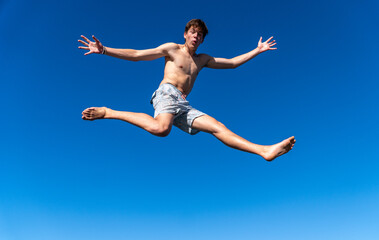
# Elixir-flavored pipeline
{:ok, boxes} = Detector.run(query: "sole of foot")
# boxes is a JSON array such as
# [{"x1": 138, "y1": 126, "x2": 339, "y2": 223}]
[
  {"x1": 82, "y1": 107, "x2": 107, "y2": 120},
  {"x1": 264, "y1": 136, "x2": 296, "y2": 161}
]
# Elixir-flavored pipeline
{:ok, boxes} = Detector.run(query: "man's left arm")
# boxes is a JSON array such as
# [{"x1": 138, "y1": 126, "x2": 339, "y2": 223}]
[{"x1": 205, "y1": 37, "x2": 277, "y2": 69}]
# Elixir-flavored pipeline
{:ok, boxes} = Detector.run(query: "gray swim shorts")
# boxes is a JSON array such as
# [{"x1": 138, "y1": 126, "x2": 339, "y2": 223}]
[{"x1": 150, "y1": 83, "x2": 206, "y2": 135}]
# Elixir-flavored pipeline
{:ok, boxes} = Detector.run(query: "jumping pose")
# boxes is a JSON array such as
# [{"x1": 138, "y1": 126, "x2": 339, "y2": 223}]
[{"x1": 79, "y1": 19, "x2": 295, "y2": 161}]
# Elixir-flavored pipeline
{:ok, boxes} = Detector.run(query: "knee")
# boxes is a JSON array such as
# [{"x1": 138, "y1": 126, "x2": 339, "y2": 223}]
[
  {"x1": 211, "y1": 121, "x2": 228, "y2": 134},
  {"x1": 156, "y1": 129, "x2": 171, "y2": 137},
  {"x1": 149, "y1": 125, "x2": 171, "y2": 137}
]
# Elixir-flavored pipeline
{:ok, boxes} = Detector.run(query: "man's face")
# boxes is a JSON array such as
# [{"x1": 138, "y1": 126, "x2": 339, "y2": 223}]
[{"x1": 184, "y1": 26, "x2": 204, "y2": 49}]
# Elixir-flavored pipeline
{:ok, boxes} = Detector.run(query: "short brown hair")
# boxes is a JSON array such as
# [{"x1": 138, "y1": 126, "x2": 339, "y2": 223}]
[{"x1": 184, "y1": 19, "x2": 208, "y2": 39}]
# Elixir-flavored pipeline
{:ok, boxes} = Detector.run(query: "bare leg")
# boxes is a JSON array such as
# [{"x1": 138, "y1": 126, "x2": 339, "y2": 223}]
[
  {"x1": 82, "y1": 107, "x2": 174, "y2": 137},
  {"x1": 192, "y1": 115, "x2": 296, "y2": 161}
]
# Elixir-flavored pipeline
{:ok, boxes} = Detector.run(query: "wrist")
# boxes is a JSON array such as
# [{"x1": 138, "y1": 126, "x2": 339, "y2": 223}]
[
  {"x1": 256, "y1": 47, "x2": 263, "y2": 54},
  {"x1": 101, "y1": 46, "x2": 107, "y2": 55},
  {"x1": 252, "y1": 47, "x2": 262, "y2": 55}
]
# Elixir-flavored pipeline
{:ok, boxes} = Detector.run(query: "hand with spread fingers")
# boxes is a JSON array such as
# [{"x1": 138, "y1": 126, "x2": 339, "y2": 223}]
[
  {"x1": 78, "y1": 35, "x2": 105, "y2": 55},
  {"x1": 257, "y1": 36, "x2": 277, "y2": 53}
]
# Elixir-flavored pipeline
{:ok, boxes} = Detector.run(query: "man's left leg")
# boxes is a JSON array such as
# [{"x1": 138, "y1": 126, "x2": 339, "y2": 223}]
[{"x1": 191, "y1": 115, "x2": 295, "y2": 161}]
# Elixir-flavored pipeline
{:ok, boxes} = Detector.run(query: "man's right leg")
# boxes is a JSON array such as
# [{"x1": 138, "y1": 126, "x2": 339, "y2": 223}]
[{"x1": 82, "y1": 107, "x2": 174, "y2": 137}]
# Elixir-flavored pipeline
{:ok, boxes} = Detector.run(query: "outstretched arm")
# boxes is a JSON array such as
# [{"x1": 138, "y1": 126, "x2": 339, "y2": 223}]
[
  {"x1": 78, "y1": 35, "x2": 177, "y2": 61},
  {"x1": 205, "y1": 36, "x2": 277, "y2": 69}
]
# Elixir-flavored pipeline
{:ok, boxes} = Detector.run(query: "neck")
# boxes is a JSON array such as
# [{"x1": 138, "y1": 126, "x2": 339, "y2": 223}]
[{"x1": 183, "y1": 43, "x2": 197, "y2": 56}]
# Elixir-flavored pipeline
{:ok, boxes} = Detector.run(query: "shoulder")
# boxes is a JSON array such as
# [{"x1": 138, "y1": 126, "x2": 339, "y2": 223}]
[
  {"x1": 157, "y1": 42, "x2": 180, "y2": 51},
  {"x1": 197, "y1": 53, "x2": 211, "y2": 58},
  {"x1": 196, "y1": 53, "x2": 213, "y2": 63}
]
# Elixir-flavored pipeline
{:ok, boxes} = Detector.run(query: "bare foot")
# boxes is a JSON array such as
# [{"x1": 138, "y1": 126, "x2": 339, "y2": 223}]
[
  {"x1": 82, "y1": 107, "x2": 108, "y2": 120},
  {"x1": 263, "y1": 136, "x2": 296, "y2": 161}
]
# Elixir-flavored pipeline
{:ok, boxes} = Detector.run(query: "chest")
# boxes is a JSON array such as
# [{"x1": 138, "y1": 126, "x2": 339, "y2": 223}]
[{"x1": 171, "y1": 51, "x2": 204, "y2": 75}]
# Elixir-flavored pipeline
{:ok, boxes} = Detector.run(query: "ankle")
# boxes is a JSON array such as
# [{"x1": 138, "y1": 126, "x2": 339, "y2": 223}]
[{"x1": 260, "y1": 145, "x2": 273, "y2": 161}]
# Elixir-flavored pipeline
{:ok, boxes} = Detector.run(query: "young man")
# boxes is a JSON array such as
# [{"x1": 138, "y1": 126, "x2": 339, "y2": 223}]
[{"x1": 79, "y1": 19, "x2": 295, "y2": 161}]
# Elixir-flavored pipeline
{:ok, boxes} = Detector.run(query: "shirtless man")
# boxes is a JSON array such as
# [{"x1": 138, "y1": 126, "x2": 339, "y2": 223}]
[{"x1": 79, "y1": 19, "x2": 295, "y2": 161}]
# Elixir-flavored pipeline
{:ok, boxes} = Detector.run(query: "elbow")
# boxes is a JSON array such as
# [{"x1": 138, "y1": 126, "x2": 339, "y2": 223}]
[
  {"x1": 127, "y1": 50, "x2": 140, "y2": 61},
  {"x1": 231, "y1": 61, "x2": 239, "y2": 69},
  {"x1": 123, "y1": 57, "x2": 139, "y2": 62},
  {"x1": 230, "y1": 59, "x2": 240, "y2": 69}
]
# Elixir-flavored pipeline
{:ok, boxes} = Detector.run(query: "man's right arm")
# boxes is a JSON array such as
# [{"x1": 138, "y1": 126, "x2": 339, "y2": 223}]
[
  {"x1": 78, "y1": 35, "x2": 177, "y2": 61},
  {"x1": 104, "y1": 42, "x2": 177, "y2": 61}
]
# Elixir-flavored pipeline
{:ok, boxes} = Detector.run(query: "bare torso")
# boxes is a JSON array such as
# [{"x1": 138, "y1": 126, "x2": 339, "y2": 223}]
[{"x1": 159, "y1": 44, "x2": 208, "y2": 96}]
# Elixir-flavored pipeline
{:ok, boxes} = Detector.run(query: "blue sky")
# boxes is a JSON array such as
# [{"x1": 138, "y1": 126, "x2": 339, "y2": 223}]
[{"x1": 1, "y1": 0, "x2": 378, "y2": 239}]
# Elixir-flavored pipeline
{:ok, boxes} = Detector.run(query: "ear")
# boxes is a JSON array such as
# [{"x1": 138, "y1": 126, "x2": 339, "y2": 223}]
[{"x1": 184, "y1": 31, "x2": 187, "y2": 39}]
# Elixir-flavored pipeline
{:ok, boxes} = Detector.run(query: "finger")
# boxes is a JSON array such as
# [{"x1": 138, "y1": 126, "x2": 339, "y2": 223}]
[
  {"x1": 265, "y1": 36, "x2": 274, "y2": 43},
  {"x1": 270, "y1": 42, "x2": 277, "y2": 46},
  {"x1": 92, "y1": 35, "x2": 100, "y2": 43},
  {"x1": 84, "y1": 51, "x2": 93, "y2": 56},
  {"x1": 259, "y1": 36, "x2": 262, "y2": 43},
  {"x1": 78, "y1": 46, "x2": 90, "y2": 50},
  {"x1": 78, "y1": 40, "x2": 89, "y2": 46},
  {"x1": 269, "y1": 47, "x2": 277, "y2": 50},
  {"x1": 81, "y1": 35, "x2": 91, "y2": 43}
]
